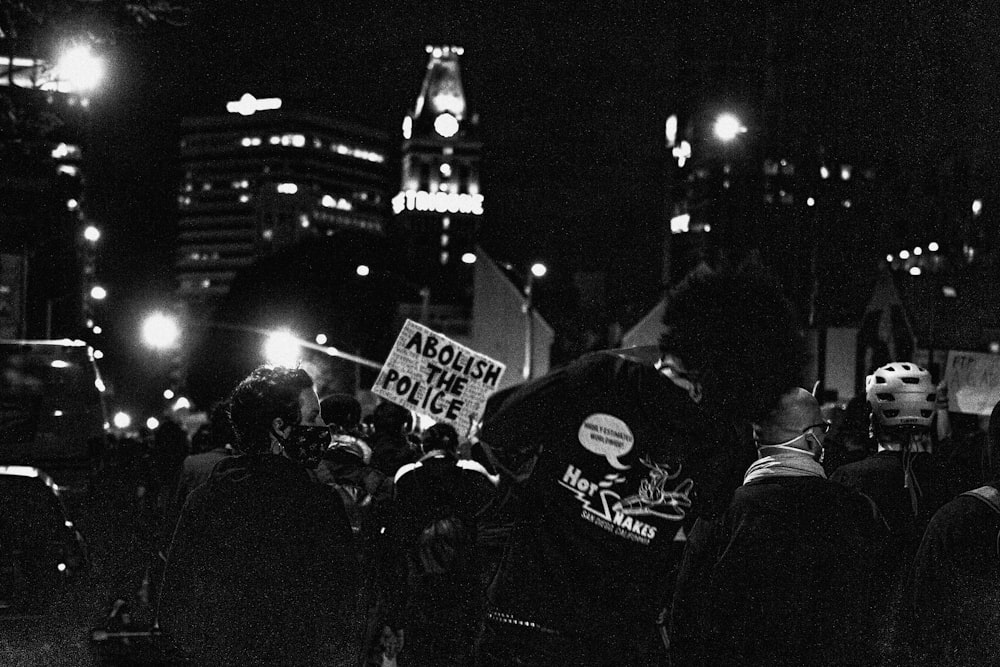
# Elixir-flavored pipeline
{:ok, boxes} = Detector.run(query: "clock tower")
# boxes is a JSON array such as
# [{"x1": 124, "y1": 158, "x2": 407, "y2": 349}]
[{"x1": 394, "y1": 45, "x2": 482, "y2": 313}]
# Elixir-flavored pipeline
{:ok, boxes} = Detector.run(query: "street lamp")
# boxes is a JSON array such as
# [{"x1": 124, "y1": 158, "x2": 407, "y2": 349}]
[
  {"x1": 713, "y1": 113, "x2": 747, "y2": 143},
  {"x1": 54, "y1": 44, "x2": 105, "y2": 93},
  {"x1": 501, "y1": 261, "x2": 548, "y2": 381},
  {"x1": 142, "y1": 311, "x2": 181, "y2": 350},
  {"x1": 89, "y1": 285, "x2": 107, "y2": 300},
  {"x1": 83, "y1": 225, "x2": 101, "y2": 243},
  {"x1": 264, "y1": 329, "x2": 302, "y2": 367}
]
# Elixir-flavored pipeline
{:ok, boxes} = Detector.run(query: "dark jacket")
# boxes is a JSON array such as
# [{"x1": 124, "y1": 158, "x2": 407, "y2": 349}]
[
  {"x1": 157, "y1": 454, "x2": 359, "y2": 666},
  {"x1": 478, "y1": 351, "x2": 742, "y2": 665},
  {"x1": 670, "y1": 475, "x2": 885, "y2": 666},
  {"x1": 906, "y1": 484, "x2": 1000, "y2": 665}
]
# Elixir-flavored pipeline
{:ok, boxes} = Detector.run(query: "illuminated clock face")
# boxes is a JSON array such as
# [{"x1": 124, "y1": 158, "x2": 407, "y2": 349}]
[{"x1": 434, "y1": 113, "x2": 459, "y2": 138}]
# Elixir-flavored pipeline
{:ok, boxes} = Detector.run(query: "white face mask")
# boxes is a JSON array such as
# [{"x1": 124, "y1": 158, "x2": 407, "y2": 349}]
[{"x1": 757, "y1": 431, "x2": 825, "y2": 464}]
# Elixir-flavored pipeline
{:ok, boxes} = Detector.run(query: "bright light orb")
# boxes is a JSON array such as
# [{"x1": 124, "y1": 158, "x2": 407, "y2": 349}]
[
  {"x1": 142, "y1": 312, "x2": 180, "y2": 350},
  {"x1": 84, "y1": 225, "x2": 101, "y2": 242},
  {"x1": 356, "y1": 264, "x2": 370, "y2": 277},
  {"x1": 434, "y1": 113, "x2": 459, "y2": 138},
  {"x1": 461, "y1": 252, "x2": 477, "y2": 265},
  {"x1": 112, "y1": 411, "x2": 132, "y2": 429},
  {"x1": 163, "y1": 389, "x2": 175, "y2": 400},
  {"x1": 89, "y1": 285, "x2": 107, "y2": 300},
  {"x1": 899, "y1": 250, "x2": 911, "y2": 260},
  {"x1": 56, "y1": 44, "x2": 105, "y2": 92},
  {"x1": 913, "y1": 247, "x2": 923, "y2": 256},
  {"x1": 146, "y1": 417, "x2": 160, "y2": 430},
  {"x1": 530, "y1": 263, "x2": 548, "y2": 278},
  {"x1": 264, "y1": 330, "x2": 301, "y2": 367},
  {"x1": 928, "y1": 242, "x2": 940, "y2": 252},
  {"x1": 713, "y1": 113, "x2": 746, "y2": 142},
  {"x1": 315, "y1": 333, "x2": 328, "y2": 345}
]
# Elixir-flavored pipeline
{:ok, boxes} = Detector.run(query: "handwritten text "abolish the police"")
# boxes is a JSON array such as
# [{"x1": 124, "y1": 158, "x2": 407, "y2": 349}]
[{"x1": 378, "y1": 330, "x2": 503, "y2": 420}]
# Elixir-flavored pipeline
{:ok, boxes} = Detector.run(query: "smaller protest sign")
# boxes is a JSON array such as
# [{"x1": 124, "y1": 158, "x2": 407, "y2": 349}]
[
  {"x1": 372, "y1": 320, "x2": 506, "y2": 434},
  {"x1": 944, "y1": 351, "x2": 1000, "y2": 415}
]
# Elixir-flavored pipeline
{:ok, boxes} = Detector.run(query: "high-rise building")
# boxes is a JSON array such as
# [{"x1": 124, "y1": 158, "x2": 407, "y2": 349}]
[
  {"x1": 394, "y1": 45, "x2": 483, "y2": 319},
  {"x1": 176, "y1": 96, "x2": 394, "y2": 318}
]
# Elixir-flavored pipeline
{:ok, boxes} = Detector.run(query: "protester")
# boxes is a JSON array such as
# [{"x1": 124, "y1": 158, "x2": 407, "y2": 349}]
[
  {"x1": 173, "y1": 401, "x2": 233, "y2": 507},
  {"x1": 670, "y1": 387, "x2": 885, "y2": 665},
  {"x1": 934, "y1": 380, "x2": 992, "y2": 493},
  {"x1": 383, "y1": 422, "x2": 496, "y2": 665},
  {"x1": 474, "y1": 260, "x2": 807, "y2": 666},
  {"x1": 369, "y1": 401, "x2": 418, "y2": 478},
  {"x1": 831, "y1": 363, "x2": 955, "y2": 557},
  {"x1": 904, "y1": 399, "x2": 1000, "y2": 665},
  {"x1": 157, "y1": 366, "x2": 360, "y2": 666}
]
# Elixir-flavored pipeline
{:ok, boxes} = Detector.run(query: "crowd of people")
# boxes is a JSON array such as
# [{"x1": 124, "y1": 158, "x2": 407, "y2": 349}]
[{"x1": 95, "y1": 260, "x2": 1000, "y2": 666}]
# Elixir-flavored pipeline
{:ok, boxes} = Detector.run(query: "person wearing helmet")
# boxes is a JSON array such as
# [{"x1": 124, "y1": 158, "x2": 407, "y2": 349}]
[{"x1": 831, "y1": 362, "x2": 954, "y2": 555}]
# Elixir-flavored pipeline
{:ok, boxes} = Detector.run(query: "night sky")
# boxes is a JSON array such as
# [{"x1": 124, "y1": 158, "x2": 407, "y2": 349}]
[{"x1": 76, "y1": 0, "x2": 1000, "y2": 408}]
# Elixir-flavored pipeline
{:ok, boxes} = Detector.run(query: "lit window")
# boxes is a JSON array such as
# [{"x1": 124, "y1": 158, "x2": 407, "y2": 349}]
[
  {"x1": 909, "y1": 267, "x2": 922, "y2": 276},
  {"x1": 202, "y1": 182, "x2": 212, "y2": 191},
  {"x1": 251, "y1": 137, "x2": 262, "y2": 146},
  {"x1": 300, "y1": 215, "x2": 310, "y2": 228},
  {"x1": 269, "y1": 135, "x2": 280, "y2": 145},
  {"x1": 201, "y1": 279, "x2": 211, "y2": 288},
  {"x1": 441, "y1": 234, "x2": 450, "y2": 247},
  {"x1": 440, "y1": 251, "x2": 449, "y2": 265},
  {"x1": 440, "y1": 163, "x2": 452, "y2": 178},
  {"x1": 670, "y1": 213, "x2": 690, "y2": 234},
  {"x1": 806, "y1": 197, "x2": 815, "y2": 207},
  {"x1": 841, "y1": 165, "x2": 852, "y2": 181},
  {"x1": 57, "y1": 165, "x2": 79, "y2": 177},
  {"x1": 67, "y1": 198, "x2": 79, "y2": 210},
  {"x1": 238, "y1": 194, "x2": 250, "y2": 203},
  {"x1": 886, "y1": 254, "x2": 894, "y2": 262},
  {"x1": 241, "y1": 137, "x2": 253, "y2": 147},
  {"x1": 899, "y1": 250, "x2": 910, "y2": 259},
  {"x1": 262, "y1": 229, "x2": 274, "y2": 241},
  {"x1": 292, "y1": 134, "x2": 305, "y2": 147},
  {"x1": 913, "y1": 247, "x2": 922, "y2": 256},
  {"x1": 442, "y1": 217, "x2": 451, "y2": 230},
  {"x1": 820, "y1": 166, "x2": 830, "y2": 179},
  {"x1": 842, "y1": 199, "x2": 852, "y2": 208},
  {"x1": 928, "y1": 242, "x2": 939, "y2": 252},
  {"x1": 973, "y1": 199, "x2": 984, "y2": 215},
  {"x1": 184, "y1": 183, "x2": 193, "y2": 192},
  {"x1": 313, "y1": 138, "x2": 322, "y2": 149},
  {"x1": 277, "y1": 183, "x2": 298, "y2": 194}
]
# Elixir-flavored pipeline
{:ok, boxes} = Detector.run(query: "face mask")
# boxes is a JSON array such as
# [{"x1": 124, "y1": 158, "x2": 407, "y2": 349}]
[
  {"x1": 757, "y1": 432, "x2": 824, "y2": 464},
  {"x1": 276, "y1": 424, "x2": 332, "y2": 468}
]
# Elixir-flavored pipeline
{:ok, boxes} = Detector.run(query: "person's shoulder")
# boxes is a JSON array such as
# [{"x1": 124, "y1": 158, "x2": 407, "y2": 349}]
[{"x1": 393, "y1": 460, "x2": 422, "y2": 485}]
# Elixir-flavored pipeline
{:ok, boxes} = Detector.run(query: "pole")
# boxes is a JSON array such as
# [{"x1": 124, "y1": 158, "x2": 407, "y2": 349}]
[
  {"x1": 522, "y1": 272, "x2": 534, "y2": 381},
  {"x1": 419, "y1": 287, "x2": 431, "y2": 324}
]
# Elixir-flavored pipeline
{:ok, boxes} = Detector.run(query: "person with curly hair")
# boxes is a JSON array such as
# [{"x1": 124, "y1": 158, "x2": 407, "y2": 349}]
[
  {"x1": 475, "y1": 260, "x2": 808, "y2": 666},
  {"x1": 157, "y1": 366, "x2": 360, "y2": 666}
]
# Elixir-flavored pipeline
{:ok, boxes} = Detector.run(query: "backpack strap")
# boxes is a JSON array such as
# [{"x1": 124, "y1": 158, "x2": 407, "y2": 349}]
[
  {"x1": 960, "y1": 485, "x2": 1000, "y2": 558},
  {"x1": 961, "y1": 485, "x2": 1000, "y2": 516}
]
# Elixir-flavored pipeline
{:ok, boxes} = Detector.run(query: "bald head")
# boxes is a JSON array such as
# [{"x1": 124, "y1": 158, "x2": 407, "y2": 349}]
[{"x1": 755, "y1": 387, "x2": 824, "y2": 447}]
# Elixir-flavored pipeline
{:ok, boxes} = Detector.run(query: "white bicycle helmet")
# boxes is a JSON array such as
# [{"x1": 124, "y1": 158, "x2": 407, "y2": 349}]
[{"x1": 865, "y1": 362, "x2": 936, "y2": 429}]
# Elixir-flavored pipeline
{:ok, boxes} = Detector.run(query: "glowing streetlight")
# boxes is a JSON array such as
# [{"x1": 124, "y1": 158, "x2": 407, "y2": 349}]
[
  {"x1": 315, "y1": 333, "x2": 328, "y2": 345},
  {"x1": 142, "y1": 312, "x2": 180, "y2": 350},
  {"x1": 55, "y1": 44, "x2": 105, "y2": 93},
  {"x1": 112, "y1": 411, "x2": 132, "y2": 429},
  {"x1": 83, "y1": 225, "x2": 101, "y2": 242},
  {"x1": 461, "y1": 252, "x2": 477, "y2": 264},
  {"x1": 89, "y1": 285, "x2": 107, "y2": 300},
  {"x1": 522, "y1": 262, "x2": 548, "y2": 381},
  {"x1": 530, "y1": 262, "x2": 548, "y2": 278},
  {"x1": 356, "y1": 264, "x2": 371, "y2": 277},
  {"x1": 146, "y1": 417, "x2": 160, "y2": 430},
  {"x1": 264, "y1": 329, "x2": 302, "y2": 367},
  {"x1": 713, "y1": 113, "x2": 746, "y2": 142},
  {"x1": 928, "y1": 242, "x2": 940, "y2": 252},
  {"x1": 163, "y1": 389, "x2": 175, "y2": 400}
]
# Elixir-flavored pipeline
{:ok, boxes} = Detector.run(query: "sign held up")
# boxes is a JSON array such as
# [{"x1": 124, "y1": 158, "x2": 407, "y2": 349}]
[
  {"x1": 944, "y1": 350, "x2": 1000, "y2": 415},
  {"x1": 372, "y1": 320, "x2": 506, "y2": 433}
]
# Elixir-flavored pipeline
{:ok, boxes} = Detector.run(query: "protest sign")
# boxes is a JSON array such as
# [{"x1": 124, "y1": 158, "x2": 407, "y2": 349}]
[
  {"x1": 944, "y1": 351, "x2": 1000, "y2": 415},
  {"x1": 372, "y1": 319, "x2": 506, "y2": 433}
]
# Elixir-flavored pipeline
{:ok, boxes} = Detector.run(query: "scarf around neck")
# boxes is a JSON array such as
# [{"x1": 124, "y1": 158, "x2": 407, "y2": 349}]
[{"x1": 743, "y1": 451, "x2": 826, "y2": 485}]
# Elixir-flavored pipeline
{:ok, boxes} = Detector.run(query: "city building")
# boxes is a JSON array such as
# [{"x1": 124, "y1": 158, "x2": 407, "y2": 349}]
[
  {"x1": 175, "y1": 95, "x2": 394, "y2": 319},
  {"x1": 394, "y1": 45, "x2": 483, "y2": 327}
]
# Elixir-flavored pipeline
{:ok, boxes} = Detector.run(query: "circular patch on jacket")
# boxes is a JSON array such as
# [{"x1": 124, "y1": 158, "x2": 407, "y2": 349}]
[{"x1": 578, "y1": 413, "x2": 634, "y2": 470}]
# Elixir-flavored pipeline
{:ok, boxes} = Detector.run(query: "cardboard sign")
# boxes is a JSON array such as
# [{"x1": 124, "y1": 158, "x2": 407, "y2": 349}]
[
  {"x1": 944, "y1": 351, "x2": 1000, "y2": 415},
  {"x1": 372, "y1": 320, "x2": 506, "y2": 433}
]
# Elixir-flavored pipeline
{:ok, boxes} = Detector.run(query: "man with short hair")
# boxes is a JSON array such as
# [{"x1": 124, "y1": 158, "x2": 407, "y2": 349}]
[
  {"x1": 157, "y1": 366, "x2": 359, "y2": 666},
  {"x1": 670, "y1": 388, "x2": 885, "y2": 665},
  {"x1": 475, "y1": 261, "x2": 808, "y2": 666}
]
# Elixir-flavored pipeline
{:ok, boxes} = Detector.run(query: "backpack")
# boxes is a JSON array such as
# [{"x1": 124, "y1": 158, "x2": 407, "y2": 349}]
[
  {"x1": 416, "y1": 512, "x2": 470, "y2": 575},
  {"x1": 960, "y1": 485, "x2": 1000, "y2": 557}
]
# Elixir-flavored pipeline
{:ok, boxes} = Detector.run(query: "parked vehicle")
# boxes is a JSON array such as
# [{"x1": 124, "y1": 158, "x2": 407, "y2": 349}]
[
  {"x1": 0, "y1": 339, "x2": 107, "y2": 495},
  {"x1": 0, "y1": 465, "x2": 88, "y2": 614}
]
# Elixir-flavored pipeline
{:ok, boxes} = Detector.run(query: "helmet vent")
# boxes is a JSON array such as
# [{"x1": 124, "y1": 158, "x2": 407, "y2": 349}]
[
  {"x1": 884, "y1": 410, "x2": 900, "y2": 418},
  {"x1": 875, "y1": 376, "x2": 887, "y2": 384},
  {"x1": 876, "y1": 393, "x2": 895, "y2": 401},
  {"x1": 921, "y1": 410, "x2": 933, "y2": 418},
  {"x1": 901, "y1": 377, "x2": 920, "y2": 384},
  {"x1": 927, "y1": 394, "x2": 936, "y2": 402}
]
